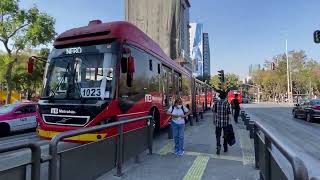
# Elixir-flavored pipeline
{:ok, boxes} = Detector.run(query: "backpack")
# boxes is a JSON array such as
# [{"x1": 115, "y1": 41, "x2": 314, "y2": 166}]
[{"x1": 170, "y1": 106, "x2": 187, "y2": 121}]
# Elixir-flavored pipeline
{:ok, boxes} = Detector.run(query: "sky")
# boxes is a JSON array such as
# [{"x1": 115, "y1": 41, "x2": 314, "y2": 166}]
[{"x1": 17, "y1": 0, "x2": 320, "y2": 79}]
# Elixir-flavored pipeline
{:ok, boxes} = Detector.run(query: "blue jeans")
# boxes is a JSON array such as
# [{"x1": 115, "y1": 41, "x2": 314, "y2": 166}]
[{"x1": 171, "y1": 121, "x2": 185, "y2": 153}]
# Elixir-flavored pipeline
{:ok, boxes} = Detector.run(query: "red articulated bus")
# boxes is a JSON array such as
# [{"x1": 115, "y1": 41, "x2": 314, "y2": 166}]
[
  {"x1": 228, "y1": 90, "x2": 243, "y2": 104},
  {"x1": 34, "y1": 20, "x2": 211, "y2": 142}
]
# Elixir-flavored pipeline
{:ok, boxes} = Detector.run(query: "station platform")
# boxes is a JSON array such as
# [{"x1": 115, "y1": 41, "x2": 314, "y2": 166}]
[{"x1": 99, "y1": 112, "x2": 259, "y2": 180}]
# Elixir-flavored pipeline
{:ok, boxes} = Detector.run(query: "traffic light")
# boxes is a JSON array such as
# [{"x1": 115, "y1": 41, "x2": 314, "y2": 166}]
[
  {"x1": 271, "y1": 62, "x2": 275, "y2": 70},
  {"x1": 314, "y1": 30, "x2": 320, "y2": 43},
  {"x1": 218, "y1": 70, "x2": 225, "y2": 83}
]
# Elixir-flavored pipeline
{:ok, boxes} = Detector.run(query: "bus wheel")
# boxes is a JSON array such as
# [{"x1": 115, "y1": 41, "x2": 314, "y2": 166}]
[
  {"x1": 0, "y1": 123, "x2": 10, "y2": 137},
  {"x1": 149, "y1": 108, "x2": 160, "y2": 136}
]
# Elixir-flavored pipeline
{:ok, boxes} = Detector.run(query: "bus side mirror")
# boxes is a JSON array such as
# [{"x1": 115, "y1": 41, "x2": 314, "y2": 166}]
[{"x1": 27, "y1": 57, "x2": 35, "y2": 74}]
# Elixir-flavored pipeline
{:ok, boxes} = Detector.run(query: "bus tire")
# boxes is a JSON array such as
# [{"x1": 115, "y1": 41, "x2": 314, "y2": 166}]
[
  {"x1": 0, "y1": 123, "x2": 10, "y2": 137},
  {"x1": 150, "y1": 108, "x2": 160, "y2": 135}
]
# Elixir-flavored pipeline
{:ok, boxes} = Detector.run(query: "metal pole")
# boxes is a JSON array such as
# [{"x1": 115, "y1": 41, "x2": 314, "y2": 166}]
[
  {"x1": 147, "y1": 117, "x2": 153, "y2": 155},
  {"x1": 49, "y1": 142, "x2": 59, "y2": 180},
  {"x1": 257, "y1": 87, "x2": 260, "y2": 103},
  {"x1": 116, "y1": 124, "x2": 124, "y2": 177},
  {"x1": 286, "y1": 39, "x2": 291, "y2": 103},
  {"x1": 265, "y1": 136, "x2": 272, "y2": 180},
  {"x1": 31, "y1": 144, "x2": 41, "y2": 180},
  {"x1": 253, "y1": 125, "x2": 259, "y2": 169}
]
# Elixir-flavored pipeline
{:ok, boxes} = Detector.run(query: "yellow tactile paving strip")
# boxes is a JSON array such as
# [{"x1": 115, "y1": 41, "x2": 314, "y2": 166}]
[{"x1": 183, "y1": 156, "x2": 210, "y2": 180}]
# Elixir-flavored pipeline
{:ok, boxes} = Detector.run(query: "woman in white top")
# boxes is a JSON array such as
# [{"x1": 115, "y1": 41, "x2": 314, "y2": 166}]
[{"x1": 167, "y1": 98, "x2": 191, "y2": 156}]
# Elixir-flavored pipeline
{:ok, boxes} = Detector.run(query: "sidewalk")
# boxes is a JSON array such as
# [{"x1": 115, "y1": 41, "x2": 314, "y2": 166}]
[{"x1": 99, "y1": 112, "x2": 259, "y2": 180}]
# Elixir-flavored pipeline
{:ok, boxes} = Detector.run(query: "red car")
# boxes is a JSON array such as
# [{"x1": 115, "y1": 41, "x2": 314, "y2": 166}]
[{"x1": 0, "y1": 101, "x2": 38, "y2": 136}]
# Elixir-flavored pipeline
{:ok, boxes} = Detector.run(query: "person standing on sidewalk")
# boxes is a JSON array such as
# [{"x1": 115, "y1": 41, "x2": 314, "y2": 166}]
[
  {"x1": 213, "y1": 92, "x2": 231, "y2": 155},
  {"x1": 232, "y1": 94, "x2": 240, "y2": 123},
  {"x1": 167, "y1": 98, "x2": 191, "y2": 156}
]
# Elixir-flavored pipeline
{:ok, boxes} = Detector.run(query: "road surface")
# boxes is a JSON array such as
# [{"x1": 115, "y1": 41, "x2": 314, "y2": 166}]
[{"x1": 243, "y1": 103, "x2": 320, "y2": 177}]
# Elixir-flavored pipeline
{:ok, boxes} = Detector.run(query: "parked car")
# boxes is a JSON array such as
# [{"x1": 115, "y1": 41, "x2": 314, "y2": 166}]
[
  {"x1": 0, "y1": 101, "x2": 38, "y2": 136},
  {"x1": 292, "y1": 99, "x2": 320, "y2": 122}
]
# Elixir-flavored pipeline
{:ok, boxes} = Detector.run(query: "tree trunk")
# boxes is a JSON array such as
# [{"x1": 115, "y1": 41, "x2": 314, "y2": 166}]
[{"x1": 5, "y1": 59, "x2": 17, "y2": 104}]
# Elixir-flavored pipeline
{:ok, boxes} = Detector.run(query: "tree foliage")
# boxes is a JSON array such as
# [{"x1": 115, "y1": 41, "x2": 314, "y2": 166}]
[
  {"x1": 0, "y1": 0, "x2": 55, "y2": 103},
  {"x1": 251, "y1": 50, "x2": 320, "y2": 100},
  {"x1": 210, "y1": 73, "x2": 240, "y2": 92}
]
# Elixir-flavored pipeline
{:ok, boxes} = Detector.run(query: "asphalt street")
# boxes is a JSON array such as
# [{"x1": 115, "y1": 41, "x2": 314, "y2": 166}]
[{"x1": 243, "y1": 103, "x2": 320, "y2": 178}]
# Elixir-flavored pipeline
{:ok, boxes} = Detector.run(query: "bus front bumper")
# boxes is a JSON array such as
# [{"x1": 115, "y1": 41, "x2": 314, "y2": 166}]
[{"x1": 36, "y1": 128, "x2": 108, "y2": 142}]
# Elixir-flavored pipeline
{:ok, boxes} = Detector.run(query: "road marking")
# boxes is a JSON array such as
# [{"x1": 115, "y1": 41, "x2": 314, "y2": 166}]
[
  {"x1": 237, "y1": 128, "x2": 255, "y2": 165},
  {"x1": 158, "y1": 141, "x2": 173, "y2": 155},
  {"x1": 183, "y1": 156, "x2": 209, "y2": 180},
  {"x1": 185, "y1": 151, "x2": 243, "y2": 162}
]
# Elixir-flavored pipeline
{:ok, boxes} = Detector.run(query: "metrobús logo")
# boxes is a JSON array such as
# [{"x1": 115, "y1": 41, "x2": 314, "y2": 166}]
[{"x1": 50, "y1": 108, "x2": 76, "y2": 115}]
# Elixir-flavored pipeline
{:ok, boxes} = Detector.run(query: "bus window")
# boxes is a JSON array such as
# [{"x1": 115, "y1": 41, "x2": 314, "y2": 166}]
[{"x1": 173, "y1": 71, "x2": 182, "y2": 95}]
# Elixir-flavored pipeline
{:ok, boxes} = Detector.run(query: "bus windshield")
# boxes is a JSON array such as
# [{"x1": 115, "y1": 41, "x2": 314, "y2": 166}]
[{"x1": 43, "y1": 48, "x2": 117, "y2": 100}]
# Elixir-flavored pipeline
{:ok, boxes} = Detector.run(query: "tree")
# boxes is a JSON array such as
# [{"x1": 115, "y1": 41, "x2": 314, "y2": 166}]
[
  {"x1": 251, "y1": 50, "x2": 320, "y2": 101},
  {"x1": 11, "y1": 48, "x2": 48, "y2": 99},
  {"x1": 210, "y1": 73, "x2": 240, "y2": 92},
  {"x1": 0, "y1": 0, "x2": 55, "y2": 103}
]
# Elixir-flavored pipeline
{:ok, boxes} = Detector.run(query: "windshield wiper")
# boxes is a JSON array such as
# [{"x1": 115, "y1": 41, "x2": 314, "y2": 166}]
[{"x1": 49, "y1": 62, "x2": 70, "y2": 102}]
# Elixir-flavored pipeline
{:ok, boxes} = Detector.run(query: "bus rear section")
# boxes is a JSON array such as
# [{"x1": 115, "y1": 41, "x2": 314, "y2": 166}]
[{"x1": 228, "y1": 90, "x2": 243, "y2": 104}]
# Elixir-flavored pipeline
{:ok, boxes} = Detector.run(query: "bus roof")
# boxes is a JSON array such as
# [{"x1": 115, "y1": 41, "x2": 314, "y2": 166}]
[{"x1": 54, "y1": 20, "x2": 190, "y2": 75}]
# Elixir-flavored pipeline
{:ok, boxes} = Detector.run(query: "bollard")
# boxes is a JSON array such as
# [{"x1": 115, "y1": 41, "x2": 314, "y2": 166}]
[
  {"x1": 253, "y1": 125, "x2": 259, "y2": 169},
  {"x1": 242, "y1": 113, "x2": 247, "y2": 122},
  {"x1": 168, "y1": 122, "x2": 173, "y2": 139},
  {"x1": 245, "y1": 117, "x2": 250, "y2": 128},
  {"x1": 249, "y1": 121, "x2": 254, "y2": 138},
  {"x1": 195, "y1": 113, "x2": 199, "y2": 122},
  {"x1": 189, "y1": 115, "x2": 193, "y2": 126},
  {"x1": 241, "y1": 111, "x2": 245, "y2": 118}
]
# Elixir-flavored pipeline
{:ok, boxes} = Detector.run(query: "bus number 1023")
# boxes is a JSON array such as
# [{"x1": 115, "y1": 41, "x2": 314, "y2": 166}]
[{"x1": 81, "y1": 88, "x2": 101, "y2": 97}]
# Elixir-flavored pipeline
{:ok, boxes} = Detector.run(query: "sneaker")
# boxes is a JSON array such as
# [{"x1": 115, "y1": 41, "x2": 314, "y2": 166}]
[
  {"x1": 177, "y1": 151, "x2": 184, "y2": 156},
  {"x1": 172, "y1": 150, "x2": 178, "y2": 155}
]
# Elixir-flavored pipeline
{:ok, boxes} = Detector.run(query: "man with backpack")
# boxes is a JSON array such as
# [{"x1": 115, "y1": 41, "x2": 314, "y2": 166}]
[{"x1": 167, "y1": 98, "x2": 191, "y2": 156}]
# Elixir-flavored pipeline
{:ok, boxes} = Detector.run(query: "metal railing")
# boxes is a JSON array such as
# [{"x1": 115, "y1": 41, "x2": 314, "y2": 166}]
[
  {"x1": 0, "y1": 142, "x2": 41, "y2": 180},
  {"x1": 240, "y1": 110, "x2": 320, "y2": 180},
  {"x1": 48, "y1": 115, "x2": 153, "y2": 180},
  {"x1": 254, "y1": 120, "x2": 309, "y2": 180},
  {"x1": 0, "y1": 115, "x2": 153, "y2": 180}
]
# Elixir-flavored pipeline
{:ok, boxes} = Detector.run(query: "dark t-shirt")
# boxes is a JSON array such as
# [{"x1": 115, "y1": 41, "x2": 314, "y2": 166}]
[{"x1": 232, "y1": 99, "x2": 240, "y2": 110}]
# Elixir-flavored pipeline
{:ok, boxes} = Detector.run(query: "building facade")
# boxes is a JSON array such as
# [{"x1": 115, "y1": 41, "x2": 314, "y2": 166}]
[
  {"x1": 125, "y1": 0, "x2": 192, "y2": 72},
  {"x1": 189, "y1": 23, "x2": 203, "y2": 77},
  {"x1": 249, "y1": 64, "x2": 261, "y2": 77},
  {"x1": 203, "y1": 33, "x2": 210, "y2": 77}
]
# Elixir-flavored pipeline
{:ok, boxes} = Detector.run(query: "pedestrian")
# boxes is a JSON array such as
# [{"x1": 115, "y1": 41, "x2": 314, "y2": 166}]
[
  {"x1": 232, "y1": 94, "x2": 240, "y2": 123},
  {"x1": 167, "y1": 98, "x2": 191, "y2": 156},
  {"x1": 213, "y1": 92, "x2": 231, "y2": 155}
]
